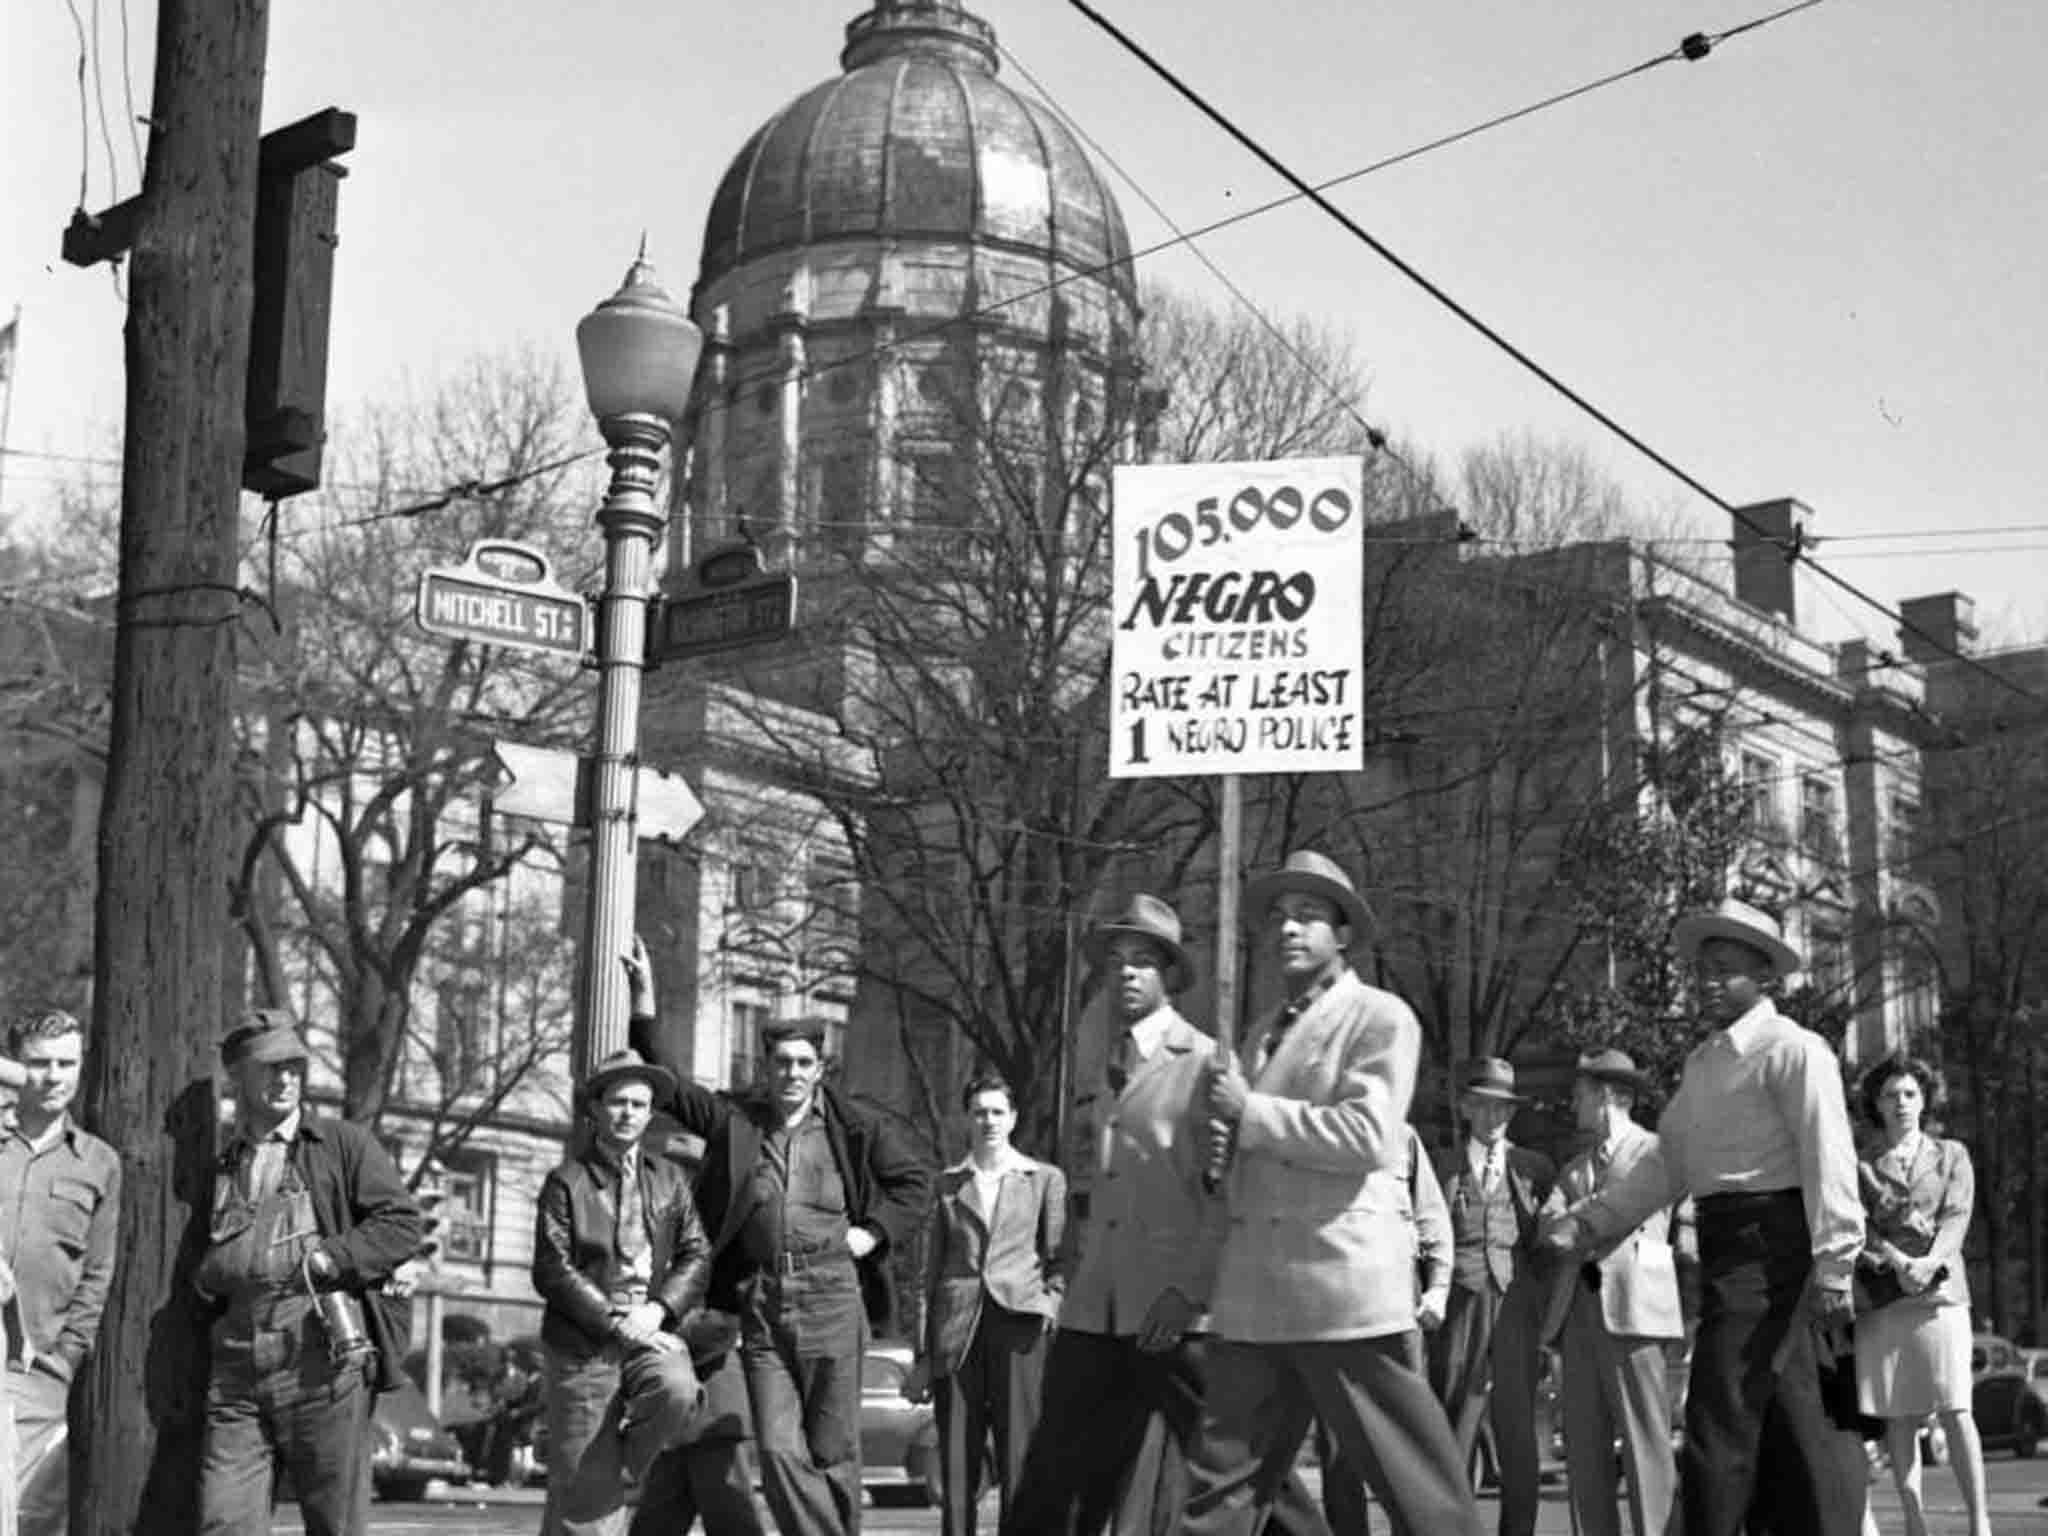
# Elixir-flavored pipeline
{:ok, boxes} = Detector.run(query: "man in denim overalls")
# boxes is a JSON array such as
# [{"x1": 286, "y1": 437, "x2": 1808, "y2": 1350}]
[{"x1": 194, "y1": 1012, "x2": 420, "y2": 1536}]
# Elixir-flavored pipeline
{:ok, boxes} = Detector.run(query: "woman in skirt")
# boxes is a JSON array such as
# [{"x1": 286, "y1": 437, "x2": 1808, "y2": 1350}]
[{"x1": 1852, "y1": 1053, "x2": 1990, "y2": 1536}]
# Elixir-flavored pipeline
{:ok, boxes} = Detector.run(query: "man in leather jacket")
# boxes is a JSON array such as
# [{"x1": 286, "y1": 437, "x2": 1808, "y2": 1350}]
[{"x1": 534, "y1": 1047, "x2": 712, "y2": 1536}]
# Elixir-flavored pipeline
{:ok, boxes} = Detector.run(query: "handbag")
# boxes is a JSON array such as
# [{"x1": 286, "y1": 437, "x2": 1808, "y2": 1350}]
[{"x1": 1854, "y1": 1258, "x2": 1947, "y2": 1315}]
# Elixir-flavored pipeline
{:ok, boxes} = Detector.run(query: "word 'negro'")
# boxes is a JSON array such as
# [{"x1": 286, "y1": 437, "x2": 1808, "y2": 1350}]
[{"x1": 1118, "y1": 570, "x2": 1316, "y2": 630}]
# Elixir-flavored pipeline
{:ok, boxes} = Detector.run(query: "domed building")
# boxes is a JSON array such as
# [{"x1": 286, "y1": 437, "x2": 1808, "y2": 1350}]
[{"x1": 638, "y1": 0, "x2": 1142, "y2": 1105}]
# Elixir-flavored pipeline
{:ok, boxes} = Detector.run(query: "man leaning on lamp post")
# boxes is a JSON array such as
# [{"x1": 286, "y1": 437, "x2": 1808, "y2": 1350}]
[{"x1": 1538, "y1": 897, "x2": 1867, "y2": 1536}]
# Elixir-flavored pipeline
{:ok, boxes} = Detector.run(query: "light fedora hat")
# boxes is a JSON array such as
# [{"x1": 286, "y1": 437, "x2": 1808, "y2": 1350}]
[
  {"x1": 585, "y1": 1046, "x2": 678, "y2": 1103},
  {"x1": 1085, "y1": 892, "x2": 1196, "y2": 992},
  {"x1": 1245, "y1": 849, "x2": 1373, "y2": 939},
  {"x1": 1459, "y1": 1056, "x2": 1524, "y2": 1104},
  {"x1": 1671, "y1": 895, "x2": 1801, "y2": 976}
]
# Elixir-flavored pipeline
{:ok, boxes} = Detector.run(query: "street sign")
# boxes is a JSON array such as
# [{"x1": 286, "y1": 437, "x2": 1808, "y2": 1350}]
[
  {"x1": 493, "y1": 742, "x2": 704, "y2": 844},
  {"x1": 416, "y1": 540, "x2": 588, "y2": 660},
  {"x1": 651, "y1": 540, "x2": 798, "y2": 662},
  {"x1": 656, "y1": 577, "x2": 797, "y2": 661}
]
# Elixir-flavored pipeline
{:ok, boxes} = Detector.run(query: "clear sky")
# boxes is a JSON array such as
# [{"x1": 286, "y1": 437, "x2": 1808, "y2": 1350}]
[{"x1": 4, "y1": 0, "x2": 2044, "y2": 647}]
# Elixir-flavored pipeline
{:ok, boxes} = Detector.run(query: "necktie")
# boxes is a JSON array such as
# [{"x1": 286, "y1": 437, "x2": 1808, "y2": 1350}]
[
  {"x1": 1262, "y1": 996, "x2": 1309, "y2": 1068},
  {"x1": 1106, "y1": 1031, "x2": 1135, "y2": 1095},
  {"x1": 617, "y1": 1157, "x2": 650, "y2": 1268}
]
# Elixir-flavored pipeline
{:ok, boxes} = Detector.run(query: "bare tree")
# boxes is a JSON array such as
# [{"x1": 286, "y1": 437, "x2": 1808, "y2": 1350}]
[{"x1": 232, "y1": 351, "x2": 600, "y2": 1153}]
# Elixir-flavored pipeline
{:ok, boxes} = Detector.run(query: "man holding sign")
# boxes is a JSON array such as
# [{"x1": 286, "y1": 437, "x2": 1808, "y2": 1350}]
[{"x1": 1183, "y1": 851, "x2": 1480, "y2": 1536}]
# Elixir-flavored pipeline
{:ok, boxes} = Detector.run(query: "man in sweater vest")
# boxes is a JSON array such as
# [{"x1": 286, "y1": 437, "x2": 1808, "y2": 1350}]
[{"x1": 1429, "y1": 1058, "x2": 1555, "y2": 1536}]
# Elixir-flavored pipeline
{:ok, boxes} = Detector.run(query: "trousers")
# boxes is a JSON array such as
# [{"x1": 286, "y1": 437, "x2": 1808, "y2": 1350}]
[
  {"x1": 1557, "y1": 1285, "x2": 1675, "y2": 1536},
  {"x1": 1182, "y1": 1334, "x2": 1481, "y2": 1536},
  {"x1": 542, "y1": 1338, "x2": 705, "y2": 1536},
  {"x1": 198, "y1": 1318, "x2": 373, "y2": 1536},
  {"x1": 933, "y1": 1304, "x2": 1047, "y2": 1536},
  {"x1": 1681, "y1": 1192, "x2": 1865, "y2": 1536},
  {"x1": 1002, "y1": 1329, "x2": 1332, "y2": 1536}
]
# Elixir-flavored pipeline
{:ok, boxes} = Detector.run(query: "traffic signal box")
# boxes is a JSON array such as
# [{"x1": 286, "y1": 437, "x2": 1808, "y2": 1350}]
[{"x1": 61, "y1": 107, "x2": 356, "y2": 501}]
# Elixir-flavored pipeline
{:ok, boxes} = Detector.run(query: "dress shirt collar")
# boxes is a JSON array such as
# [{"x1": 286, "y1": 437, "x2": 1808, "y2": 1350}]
[
  {"x1": 235, "y1": 1105, "x2": 302, "y2": 1154},
  {"x1": 1719, "y1": 997, "x2": 1782, "y2": 1056},
  {"x1": 4, "y1": 1110, "x2": 76, "y2": 1154},
  {"x1": 948, "y1": 1146, "x2": 1034, "y2": 1178},
  {"x1": 1126, "y1": 1006, "x2": 1174, "y2": 1062}
]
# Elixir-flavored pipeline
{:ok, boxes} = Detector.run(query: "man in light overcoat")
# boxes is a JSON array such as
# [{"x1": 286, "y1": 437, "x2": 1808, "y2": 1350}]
[
  {"x1": 1000, "y1": 894, "x2": 1326, "y2": 1536},
  {"x1": 1183, "y1": 852, "x2": 1481, "y2": 1536},
  {"x1": 1538, "y1": 1050, "x2": 1688, "y2": 1536}
]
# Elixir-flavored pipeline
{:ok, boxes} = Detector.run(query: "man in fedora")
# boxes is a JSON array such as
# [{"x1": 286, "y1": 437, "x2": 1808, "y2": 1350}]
[
  {"x1": 194, "y1": 1010, "x2": 420, "y2": 1536},
  {"x1": 1429, "y1": 1056, "x2": 1554, "y2": 1536},
  {"x1": 1536, "y1": 1050, "x2": 1687, "y2": 1536},
  {"x1": 1182, "y1": 852, "x2": 1481, "y2": 1536},
  {"x1": 1002, "y1": 893, "x2": 1328, "y2": 1536},
  {"x1": 534, "y1": 1046, "x2": 711, "y2": 1536},
  {"x1": 1541, "y1": 897, "x2": 1865, "y2": 1536},
  {"x1": 625, "y1": 945, "x2": 930, "y2": 1536}
]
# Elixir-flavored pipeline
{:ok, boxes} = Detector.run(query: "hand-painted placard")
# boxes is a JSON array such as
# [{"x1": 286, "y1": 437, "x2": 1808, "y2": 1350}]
[{"x1": 1109, "y1": 457, "x2": 1364, "y2": 779}]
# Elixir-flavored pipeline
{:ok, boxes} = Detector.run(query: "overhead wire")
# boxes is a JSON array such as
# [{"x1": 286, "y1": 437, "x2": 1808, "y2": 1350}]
[{"x1": 1062, "y1": 0, "x2": 2048, "y2": 715}]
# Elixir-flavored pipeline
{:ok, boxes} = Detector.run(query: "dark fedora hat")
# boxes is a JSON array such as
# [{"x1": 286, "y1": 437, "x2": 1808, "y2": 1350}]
[
  {"x1": 1574, "y1": 1048, "x2": 1646, "y2": 1092},
  {"x1": 221, "y1": 1008, "x2": 309, "y2": 1068},
  {"x1": 1245, "y1": 850, "x2": 1373, "y2": 940},
  {"x1": 585, "y1": 1047, "x2": 677, "y2": 1103},
  {"x1": 1084, "y1": 893, "x2": 1195, "y2": 992},
  {"x1": 1459, "y1": 1056, "x2": 1524, "y2": 1104}
]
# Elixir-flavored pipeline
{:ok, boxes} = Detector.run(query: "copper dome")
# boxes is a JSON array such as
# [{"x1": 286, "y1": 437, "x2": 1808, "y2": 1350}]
[{"x1": 698, "y1": 1, "x2": 1136, "y2": 309}]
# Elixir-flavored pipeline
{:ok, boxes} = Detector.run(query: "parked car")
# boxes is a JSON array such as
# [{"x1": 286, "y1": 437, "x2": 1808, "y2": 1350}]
[
  {"x1": 1969, "y1": 1332, "x2": 2044, "y2": 1458},
  {"x1": 370, "y1": 1378, "x2": 472, "y2": 1500},
  {"x1": 865, "y1": 1341, "x2": 950, "y2": 1506}
]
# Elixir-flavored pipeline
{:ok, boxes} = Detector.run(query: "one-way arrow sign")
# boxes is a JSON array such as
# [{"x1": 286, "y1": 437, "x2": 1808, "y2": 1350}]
[{"x1": 493, "y1": 742, "x2": 703, "y2": 844}]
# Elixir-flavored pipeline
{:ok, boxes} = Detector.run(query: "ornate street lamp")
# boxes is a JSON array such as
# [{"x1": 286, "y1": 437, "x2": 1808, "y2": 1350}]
[{"x1": 572, "y1": 247, "x2": 703, "y2": 1078}]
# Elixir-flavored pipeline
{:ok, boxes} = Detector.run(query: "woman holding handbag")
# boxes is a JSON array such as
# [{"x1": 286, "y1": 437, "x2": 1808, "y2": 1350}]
[{"x1": 1852, "y1": 1053, "x2": 1991, "y2": 1536}]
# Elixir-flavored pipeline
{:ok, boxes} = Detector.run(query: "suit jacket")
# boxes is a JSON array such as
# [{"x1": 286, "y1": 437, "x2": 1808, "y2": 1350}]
[
  {"x1": 1858, "y1": 1134, "x2": 1974, "y2": 1312},
  {"x1": 1436, "y1": 1139, "x2": 1555, "y2": 1296},
  {"x1": 921, "y1": 1154, "x2": 1068, "y2": 1377},
  {"x1": 1538, "y1": 1118, "x2": 1687, "y2": 1344},
  {"x1": 531, "y1": 1139, "x2": 713, "y2": 1358},
  {"x1": 1210, "y1": 968, "x2": 1423, "y2": 1344},
  {"x1": 1061, "y1": 1007, "x2": 1228, "y2": 1336},
  {"x1": 630, "y1": 1014, "x2": 934, "y2": 1333},
  {"x1": 1389, "y1": 1125, "x2": 1453, "y2": 1319}
]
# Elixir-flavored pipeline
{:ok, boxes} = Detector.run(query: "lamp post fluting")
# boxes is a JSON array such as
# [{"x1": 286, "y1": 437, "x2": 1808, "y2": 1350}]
[{"x1": 573, "y1": 250, "x2": 702, "y2": 1082}]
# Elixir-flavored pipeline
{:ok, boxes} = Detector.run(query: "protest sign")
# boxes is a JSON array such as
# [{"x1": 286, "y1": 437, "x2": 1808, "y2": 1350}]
[{"x1": 1109, "y1": 456, "x2": 1365, "y2": 779}]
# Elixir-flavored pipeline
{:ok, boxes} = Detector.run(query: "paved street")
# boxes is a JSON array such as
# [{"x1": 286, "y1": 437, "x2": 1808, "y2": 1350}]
[{"x1": 284, "y1": 1457, "x2": 2048, "y2": 1535}]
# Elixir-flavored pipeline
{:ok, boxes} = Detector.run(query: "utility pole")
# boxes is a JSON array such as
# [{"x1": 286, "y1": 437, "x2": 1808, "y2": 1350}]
[{"x1": 74, "y1": 4, "x2": 270, "y2": 1533}]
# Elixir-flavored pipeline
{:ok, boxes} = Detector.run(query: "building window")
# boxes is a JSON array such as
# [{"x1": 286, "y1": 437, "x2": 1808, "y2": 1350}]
[
  {"x1": 729, "y1": 999, "x2": 771, "y2": 1090},
  {"x1": 817, "y1": 450, "x2": 868, "y2": 557},
  {"x1": 1739, "y1": 751, "x2": 1781, "y2": 840},
  {"x1": 1808, "y1": 925, "x2": 1848, "y2": 999},
  {"x1": 1887, "y1": 795, "x2": 1920, "y2": 871},
  {"x1": 436, "y1": 1147, "x2": 495, "y2": 1265},
  {"x1": 434, "y1": 978, "x2": 492, "y2": 1097},
  {"x1": 731, "y1": 843, "x2": 785, "y2": 912},
  {"x1": 1800, "y1": 775, "x2": 1842, "y2": 868},
  {"x1": 900, "y1": 445, "x2": 971, "y2": 557}
]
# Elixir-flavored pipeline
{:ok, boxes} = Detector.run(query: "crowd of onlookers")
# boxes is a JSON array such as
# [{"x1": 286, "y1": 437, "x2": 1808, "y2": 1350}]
[{"x1": 0, "y1": 857, "x2": 2024, "y2": 1536}]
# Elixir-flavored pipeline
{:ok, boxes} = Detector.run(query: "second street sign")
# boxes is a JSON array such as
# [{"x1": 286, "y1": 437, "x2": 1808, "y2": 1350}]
[
  {"x1": 656, "y1": 575, "x2": 797, "y2": 661},
  {"x1": 416, "y1": 540, "x2": 588, "y2": 660}
]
